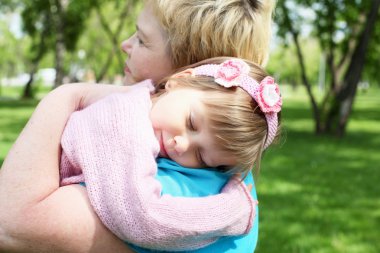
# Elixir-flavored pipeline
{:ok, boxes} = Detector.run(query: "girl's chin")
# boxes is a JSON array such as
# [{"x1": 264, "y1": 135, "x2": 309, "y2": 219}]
[{"x1": 159, "y1": 150, "x2": 169, "y2": 159}]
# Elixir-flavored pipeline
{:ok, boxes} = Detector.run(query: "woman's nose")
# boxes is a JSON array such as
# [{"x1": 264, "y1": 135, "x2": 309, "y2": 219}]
[
  {"x1": 173, "y1": 136, "x2": 190, "y2": 156},
  {"x1": 120, "y1": 35, "x2": 133, "y2": 54}
]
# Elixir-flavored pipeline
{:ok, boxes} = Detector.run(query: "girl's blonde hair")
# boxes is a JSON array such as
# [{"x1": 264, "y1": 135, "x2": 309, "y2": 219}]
[
  {"x1": 155, "y1": 57, "x2": 281, "y2": 176},
  {"x1": 145, "y1": 0, "x2": 275, "y2": 68}
]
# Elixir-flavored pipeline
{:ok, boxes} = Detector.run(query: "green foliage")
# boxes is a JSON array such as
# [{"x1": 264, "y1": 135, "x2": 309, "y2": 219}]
[
  {"x1": 63, "y1": 0, "x2": 94, "y2": 51},
  {"x1": 0, "y1": 97, "x2": 37, "y2": 165},
  {"x1": 71, "y1": 0, "x2": 141, "y2": 81},
  {"x1": 0, "y1": 0, "x2": 20, "y2": 12},
  {"x1": 267, "y1": 39, "x2": 321, "y2": 86},
  {"x1": 274, "y1": 0, "x2": 380, "y2": 136},
  {"x1": 20, "y1": 0, "x2": 95, "y2": 54},
  {"x1": 274, "y1": 0, "x2": 380, "y2": 85},
  {"x1": 0, "y1": 18, "x2": 31, "y2": 82},
  {"x1": 363, "y1": 19, "x2": 380, "y2": 86},
  {"x1": 255, "y1": 86, "x2": 380, "y2": 252},
  {"x1": 0, "y1": 0, "x2": 141, "y2": 88}
]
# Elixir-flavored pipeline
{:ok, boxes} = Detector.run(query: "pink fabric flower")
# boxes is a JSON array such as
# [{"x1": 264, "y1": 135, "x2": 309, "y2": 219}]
[
  {"x1": 214, "y1": 59, "x2": 250, "y2": 88},
  {"x1": 256, "y1": 76, "x2": 282, "y2": 113}
]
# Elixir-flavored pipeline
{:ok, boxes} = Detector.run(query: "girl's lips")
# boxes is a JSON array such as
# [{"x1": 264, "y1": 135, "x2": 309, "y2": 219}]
[{"x1": 159, "y1": 133, "x2": 169, "y2": 158}]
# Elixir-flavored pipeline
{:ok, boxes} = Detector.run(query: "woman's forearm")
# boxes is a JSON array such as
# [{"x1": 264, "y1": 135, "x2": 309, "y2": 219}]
[
  {"x1": 0, "y1": 83, "x2": 130, "y2": 208},
  {"x1": 0, "y1": 185, "x2": 134, "y2": 253},
  {"x1": 0, "y1": 84, "x2": 81, "y2": 208},
  {"x1": 0, "y1": 83, "x2": 132, "y2": 252}
]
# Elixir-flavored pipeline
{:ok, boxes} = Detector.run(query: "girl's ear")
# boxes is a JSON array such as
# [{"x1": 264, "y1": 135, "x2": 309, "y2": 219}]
[
  {"x1": 165, "y1": 68, "x2": 195, "y2": 90},
  {"x1": 172, "y1": 68, "x2": 195, "y2": 78}
]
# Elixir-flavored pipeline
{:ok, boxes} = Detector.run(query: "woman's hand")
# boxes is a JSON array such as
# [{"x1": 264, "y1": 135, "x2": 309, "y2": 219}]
[{"x1": 71, "y1": 83, "x2": 131, "y2": 109}]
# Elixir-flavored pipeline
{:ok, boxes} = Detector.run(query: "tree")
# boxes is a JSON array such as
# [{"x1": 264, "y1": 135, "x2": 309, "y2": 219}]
[
  {"x1": 73, "y1": 0, "x2": 140, "y2": 83},
  {"x1": 275, "y1": 0, "x2": 380, "y2": 136},
  {"x1": 0, "y1": 17, "x2": 27, "y2": 93},
  {"x1": 1, "y1": 0, "x2": 139, "y2": 98},
  {"x1": 19, "y1": 0, "x2": 94, "y2": 97},
  {"x1": 267, "y1": 39, "x2": 321, "y2": 90},
  {"x1": 362, "y1": 10, "x2": 380, "y2": 86},
  {"x1": 0, "y1": 0, "x2": 18, "y2": 11},
  {"x1": 92, "y1": 0, "x2": 138, "y2": 82},
  {"x1": 0, "y1": 1, "x2": 29, "y2": 95}
]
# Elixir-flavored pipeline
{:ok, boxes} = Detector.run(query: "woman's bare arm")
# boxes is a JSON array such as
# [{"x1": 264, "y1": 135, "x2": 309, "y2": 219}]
[
  {"x1": 0, "y1": 83, "x2": 134, "y2": 253},
  {"x1": 0, "y1": 185, "x2": 134, "y2": 253}
]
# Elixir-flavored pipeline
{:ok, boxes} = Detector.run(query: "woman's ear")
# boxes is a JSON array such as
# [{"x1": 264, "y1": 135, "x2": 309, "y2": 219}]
[{"x1": 165, "y1": 68, "x2": 195, "y2": 90}]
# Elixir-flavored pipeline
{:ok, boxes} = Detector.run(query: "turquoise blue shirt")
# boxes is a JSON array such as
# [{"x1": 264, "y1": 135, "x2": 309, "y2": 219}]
[{"x1": 128, "y1": 158, "x2": 259, "y2": 253}]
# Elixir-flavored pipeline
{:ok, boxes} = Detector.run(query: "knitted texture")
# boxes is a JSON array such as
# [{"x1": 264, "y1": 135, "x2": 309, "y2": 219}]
[
  {"x1": 60, "y1": 80, "x2": 256, "y2": 251},
  {"x1": 194, "y1": 60, "x2": 282, "y2": 149}
]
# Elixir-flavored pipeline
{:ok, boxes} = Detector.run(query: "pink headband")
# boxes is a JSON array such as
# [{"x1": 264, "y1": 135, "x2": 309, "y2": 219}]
[{"x1": 194, "y1": 59, "x2": 282, "y2": 149}]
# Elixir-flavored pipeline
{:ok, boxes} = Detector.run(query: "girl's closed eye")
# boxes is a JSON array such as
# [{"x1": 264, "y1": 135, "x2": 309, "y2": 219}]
[
  {"x1": 187, "y1": 112, "x2": 206, "y2": 166},
  {"x1": 188, "y1": 111, "x2": 196, "y2": 131}
]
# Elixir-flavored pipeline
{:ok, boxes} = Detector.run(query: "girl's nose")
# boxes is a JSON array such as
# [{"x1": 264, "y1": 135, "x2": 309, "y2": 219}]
[{"x1": 173, "y1": 136, "x2": 190, "y2": 156}]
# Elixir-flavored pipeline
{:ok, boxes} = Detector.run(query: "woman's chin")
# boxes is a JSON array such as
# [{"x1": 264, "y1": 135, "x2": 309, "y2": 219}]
[{"x1": 123, "y1": 74, "x2": 136, "y2": 86}]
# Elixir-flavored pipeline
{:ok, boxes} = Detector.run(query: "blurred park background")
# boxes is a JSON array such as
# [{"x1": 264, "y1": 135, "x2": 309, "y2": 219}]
[{"x1": 0, "y1": 0, "x2": 379, "y2": 252}]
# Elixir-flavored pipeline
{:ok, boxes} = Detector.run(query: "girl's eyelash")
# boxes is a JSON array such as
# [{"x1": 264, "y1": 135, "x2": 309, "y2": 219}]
[
  {"x1": 188, "y1": 113, "x2": 195, "y2": 131},
  {"x1": 188, "y1": 112, "x2": 205, "y2": 166}
]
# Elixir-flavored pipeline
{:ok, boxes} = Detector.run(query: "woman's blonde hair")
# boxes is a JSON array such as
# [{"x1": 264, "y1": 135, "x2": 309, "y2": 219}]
[
  {"x1": 155, "y1": 57, "x2": 281, "y2": 176},
  {"x1": 145, "y1": 0, "x2": 275, "y2": 68}
]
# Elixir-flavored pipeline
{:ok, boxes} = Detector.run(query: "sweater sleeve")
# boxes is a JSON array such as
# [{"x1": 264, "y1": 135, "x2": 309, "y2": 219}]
[{"x1": 60, "y1": 81, "x2": 256, "y2": 251}]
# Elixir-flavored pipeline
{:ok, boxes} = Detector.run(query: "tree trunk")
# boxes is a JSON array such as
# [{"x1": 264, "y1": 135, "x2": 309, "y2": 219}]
[
  {"x1": 22, "y1": 26, "x2": 48, "y2": 99},
  {"x1": 325, "y1": 0, "x2": 380, "y2": 137},
  {"x1": 52, "y1": 0, "x2": 66, "y2": 88},
  {"x1": 22, "y1": 68, "x2": 37, "y2": 99},
  {"x1": 292, "y1": 31, "x2": 322, "y2": 133},
  {"x1": 22, "y1": 53, "x2": 44, "y2": 99},
  {"x1": 279, "y1": 1, "x2": 322, "y2": 133}
]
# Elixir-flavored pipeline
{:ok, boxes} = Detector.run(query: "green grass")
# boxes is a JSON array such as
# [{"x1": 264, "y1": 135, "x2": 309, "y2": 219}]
[
  {"x1": 0, "y1": 98, "x2": 38, "y2": 165},
  {"x1": 256, "y1": 86, "x2": 380, "y2": 253},
  {"x1": 0, "y1": 86, "x2": 48, "y2": 164},
  {"x1": 0, "y1": 85, "x2": 379, "y2": 252}
]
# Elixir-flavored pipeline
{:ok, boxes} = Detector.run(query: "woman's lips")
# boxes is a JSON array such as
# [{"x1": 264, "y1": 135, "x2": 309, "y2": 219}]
[{"x1": 124, "y1": 64, "x2": 131, "y2": 74}]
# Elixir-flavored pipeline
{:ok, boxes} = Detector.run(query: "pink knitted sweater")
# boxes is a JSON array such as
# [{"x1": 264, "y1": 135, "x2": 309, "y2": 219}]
[{"x1": 60, "y1": 81, "x2": 256, "y2": 251}]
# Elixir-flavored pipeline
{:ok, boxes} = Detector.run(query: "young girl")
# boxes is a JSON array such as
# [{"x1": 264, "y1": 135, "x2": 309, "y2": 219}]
[
  {"x1": 119, "y1": 2, "x2": 275, "y2": 251},
  {"x1": 59, "y1": 57, "x2": 282, "y2": 251}
]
